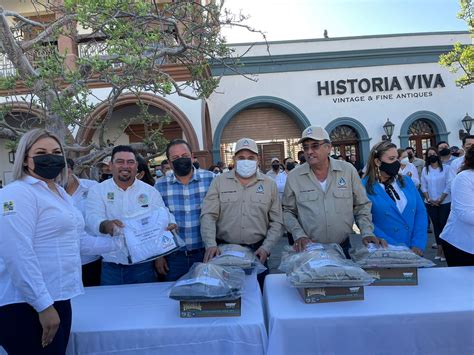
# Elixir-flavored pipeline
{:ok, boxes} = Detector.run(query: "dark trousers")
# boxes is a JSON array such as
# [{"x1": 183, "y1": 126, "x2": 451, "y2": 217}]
[
  {"x1": 0, "y1": 300, "x2": 72, "y2": 355},
  {"x1": 164, "y1": 249, "x2": 205, "y2": 282},
  {"x1": 425, "y1": 203, "x2": 451, "y2": 244},
  {"x1": 82, "y1": 258, "x2": 102, "y2": 287},
  {"x1": 441, "y1": 240, "x2": 474, "y2": 267}
]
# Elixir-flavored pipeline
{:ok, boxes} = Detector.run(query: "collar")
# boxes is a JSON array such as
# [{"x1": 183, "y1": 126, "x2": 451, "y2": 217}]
[
  {"x1": 170, "y1": 168, "x2": 199, "y2": 184},
  {"x1": 226, "y1": 169, "x2": 265, "y2": 181},
  {"x1": 298, "y1": 157, "x2": 343, "y2": 175},
  {"x1": 111, "y1": 177, "x2": 139, "y2": 191},
  {"x1": 23, "y1": 175, "x2": 44, "y2": 185}
]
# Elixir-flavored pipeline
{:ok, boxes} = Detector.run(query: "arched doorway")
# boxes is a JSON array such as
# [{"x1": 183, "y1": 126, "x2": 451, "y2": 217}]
[
  {"x1": 329, "y1": 125, "x2": 360, "y2": 162},
  {"x1": 213, "y1": 96, "x2": 311, "y2": 165},
  {"x1": 408, "y1": 119, "x2": 436, "y2": 158},
  {"x1": 399, "y1": 111, "x2": 449, "y2": 155},
  {"x1": 325, "y1": 117, "x2": 371, "y2": 165},
  {"x1": 220, "y1": 107, "x2": 302, "y2": 171},
  {"x1": 78, "y1": 93, "x2": 199, "y2": 152}
]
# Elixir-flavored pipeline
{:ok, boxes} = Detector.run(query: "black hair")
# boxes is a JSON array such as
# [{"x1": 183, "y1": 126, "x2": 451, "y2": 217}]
[
  {"x1": 111, "y1": 145, "x2": 138, "y2": 162},
  {"x1": 405, "y1": 147, "x2": 415, "y2": 152},
  {"x1": 165, "y1": 139, "x2": 192, "y2": 160},
  {"x1": 137, "y1": 155, "x2": 155, "y2": 186},
  {"x1": 462, "y1": 135, "x2": 474, "y2": 146},
  {"x1": 436, "y1": 141, "x2": 449, "y2": 148},
  {"x1": 460, "y1": 145, "x2": 474, "y2": 172},
  {"x1": 161, "y1": 159, "x2": 169, "y2": 168},
  {"x1": 424, "y1": 147, "x2": 443, "y2": 173},
  {"x1": 66, "y1": 158, "x2": 75, "y2": 170}
]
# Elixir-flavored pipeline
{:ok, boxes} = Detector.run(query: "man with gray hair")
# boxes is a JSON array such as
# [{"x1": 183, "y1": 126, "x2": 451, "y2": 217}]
[{"x1": 282, "y1": 126, "x2": 385, "y2": 256}]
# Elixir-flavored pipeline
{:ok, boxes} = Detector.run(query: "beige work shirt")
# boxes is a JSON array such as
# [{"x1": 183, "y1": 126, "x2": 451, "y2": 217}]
[
  {"x1": 200, "y1": 170, "x2": 283, "y2": 253},
  {"x1": 282, "y1": 158, "x2": 374, "y2": 244}
]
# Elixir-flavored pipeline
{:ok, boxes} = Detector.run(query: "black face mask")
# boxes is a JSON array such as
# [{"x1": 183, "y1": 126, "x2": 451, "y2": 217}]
[
  {"x1": 407, "y1": 152, "x2": 414, "y2": 160},
  {"x1": 32, "y1": 154, "x2": 65, "y2": 180},
  {"x1": 192, "y1": 161, "x2": 200, "y2": 170},
  {"x1": 299, "y1": 156, "x2": 306, "y2": 164},
  {"x1": 286, "y1": 162, "x2": 296, "y2": 171},
  {"x1": 439, "y1": 148, "x2": 451, "y2": 157},
  {"x1": 272, "y1": 163, "x2": 280, "y2": 171},
  {"x1": 379, "y1": 160, "x2": 401, "y2": 177},
  {"x1": 172, "y1": 157, "x2": 192, "y2": 176},
  {"x1": 452, "y1": 152, "x2": 460, "y2": 157},
  {"x1": 428, "y1": 155, "x2": 439, "y2": 164}
]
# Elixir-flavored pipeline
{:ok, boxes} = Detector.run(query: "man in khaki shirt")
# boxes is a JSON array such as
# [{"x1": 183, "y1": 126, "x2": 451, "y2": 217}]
[
  {"x1": 201, "y1": 138, "x2": 283, "y2": 264},
  {"x1": 282, "y1": 126, "x2": 386, "y2": 254}
]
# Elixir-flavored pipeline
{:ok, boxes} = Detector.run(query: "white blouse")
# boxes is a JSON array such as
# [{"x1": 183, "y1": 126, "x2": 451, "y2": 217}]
[
  {"x1": 0, "y1": 176, "x2": 83, "y2": 312},
  {"x1": 440, "y1": 170, "x2": 474, "y2": 254},
  {"x1": 420, "y1": 166, "x2": 454, "y2": 204}
]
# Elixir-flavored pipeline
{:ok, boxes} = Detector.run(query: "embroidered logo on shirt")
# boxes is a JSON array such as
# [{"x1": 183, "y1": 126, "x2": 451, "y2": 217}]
[
  {"x1": 256, "y1": 184, "x2": 265, "y2": 194},
  {"x1": 138, "y1": 193, "x2": 149, "y2": 206},
  {"x1": 337, "y1": 177, "x2": 347, "y2": 188},
  {"x1": 2, "y1": 201, "x2": 15, "y2": 215},
  {"x1": 107, "y1": 192, "x2": 114, "y2": 201}
]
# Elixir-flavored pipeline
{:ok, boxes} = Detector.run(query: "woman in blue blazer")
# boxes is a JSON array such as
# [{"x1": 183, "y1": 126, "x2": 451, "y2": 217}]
[{"x1": 362, "y1": 141, "x2": 428, "y2": 255}]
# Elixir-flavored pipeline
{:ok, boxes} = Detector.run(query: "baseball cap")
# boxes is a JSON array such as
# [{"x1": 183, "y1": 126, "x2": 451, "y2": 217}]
[
  {"x1": 234, "y1": 138, "x2": 258, "y2": 155},
  {"x1": 298, "y1": 125, "x2": 330, "y2": 144},
  {"x1": 271, "y1": 157, "x2": 280, "y2": 163}
]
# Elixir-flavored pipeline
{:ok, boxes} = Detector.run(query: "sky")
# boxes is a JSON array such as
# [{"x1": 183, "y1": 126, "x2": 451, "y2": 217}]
[{"x1": 220, "y1": 0, "x2": 469, "y2": 43}]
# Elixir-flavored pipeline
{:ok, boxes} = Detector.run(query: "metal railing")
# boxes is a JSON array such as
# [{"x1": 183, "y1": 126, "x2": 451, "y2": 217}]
[{"x1": 0, "y1": 53, "x2": 17, "y2": 78}]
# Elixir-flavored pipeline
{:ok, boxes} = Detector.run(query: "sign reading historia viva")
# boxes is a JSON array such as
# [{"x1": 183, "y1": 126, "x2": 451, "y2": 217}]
[{"x1": 317, "y1": 74, "x2": 446, "y2": 103}]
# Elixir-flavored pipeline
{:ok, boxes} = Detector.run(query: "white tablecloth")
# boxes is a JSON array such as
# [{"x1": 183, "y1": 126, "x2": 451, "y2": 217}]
[
  {"x1": 264, "y1": 267, "x2": 474, "y2": 355},
  {"x1": 66, "y1": 275, "x2": 267, "y2": 355}
]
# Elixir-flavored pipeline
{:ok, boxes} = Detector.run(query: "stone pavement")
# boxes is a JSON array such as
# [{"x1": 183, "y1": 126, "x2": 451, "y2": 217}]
[{"x1": 268, "y1": 228, "x2": 446, "y2": 274}]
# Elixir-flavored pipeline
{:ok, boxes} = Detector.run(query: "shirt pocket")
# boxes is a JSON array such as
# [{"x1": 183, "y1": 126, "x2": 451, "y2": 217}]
[
  {"x1": 251, "y1": 193, "x2": 271, "y2": 205},
  {"x1": 219, "y1": 192, "x2": 239, "y2": 203},
  {"x1": 296, "y1": 190, "x2": 319, "y2": 203},
  {"x1": 333, "y1": 189, "x2": 353, "y2": 213}
]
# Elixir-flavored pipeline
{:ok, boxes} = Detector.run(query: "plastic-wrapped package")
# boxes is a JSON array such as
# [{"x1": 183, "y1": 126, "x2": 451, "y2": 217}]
[
  {"x1": 102, "y1": 208, "x2": 185, "y2": 264},
  {"x1": 349, "y1": 243, "x2": 435, "y2": 268},
  {"x1": 169, "y1": 263, "x2": 245, "y2": 301},
  {"x1": 209, "y1": 244, "x2": 267, "y2": 274},
  {"x1": 279, "y1": 243, "x2": 374, "y2": 287}
]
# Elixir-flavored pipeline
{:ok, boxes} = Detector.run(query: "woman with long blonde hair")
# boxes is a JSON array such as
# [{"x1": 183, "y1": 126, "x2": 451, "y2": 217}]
[{"x1": 362, "y1": 141, "x2": 428, "y2": 255}]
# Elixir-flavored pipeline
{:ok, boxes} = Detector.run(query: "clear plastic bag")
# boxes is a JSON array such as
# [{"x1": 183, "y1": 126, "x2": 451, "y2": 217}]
[
  {"x1": 349, "y1": 242, "x2": 435, "y2": 268},
  {"x1": 279, "y1": 243, "x2": 374, "y2": 287},
  {"x1": 209, "y1": 244, "x2": 267, "y2": 274},
  {"x1": 169, "y1": 263, "x2": 245, "y2": 301},
  {"x1": 102, "y1": 208, "x2": 185, "y2": 264}
]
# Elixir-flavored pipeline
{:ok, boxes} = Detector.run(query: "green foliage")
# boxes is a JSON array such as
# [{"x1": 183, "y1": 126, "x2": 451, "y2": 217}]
[{"x1": 439, "y1": 0, "x2": 473, "y2": 87}]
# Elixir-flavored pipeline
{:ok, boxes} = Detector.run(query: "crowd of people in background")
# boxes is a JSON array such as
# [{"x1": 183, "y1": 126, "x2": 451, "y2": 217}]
[{"x1": 0, "y1": 126, "x2": 473, "y2": 354}]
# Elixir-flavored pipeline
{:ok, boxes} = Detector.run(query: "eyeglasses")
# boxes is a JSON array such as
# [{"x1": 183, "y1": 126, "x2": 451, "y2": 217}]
[{"x1": 302, "y1": 142, "x2": 328, "y2": 151}]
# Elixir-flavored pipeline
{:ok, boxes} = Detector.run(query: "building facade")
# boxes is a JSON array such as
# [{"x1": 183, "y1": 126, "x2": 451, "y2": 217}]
[{"x1": 1, "y1": 12, "x2": 472, "y2": 184}]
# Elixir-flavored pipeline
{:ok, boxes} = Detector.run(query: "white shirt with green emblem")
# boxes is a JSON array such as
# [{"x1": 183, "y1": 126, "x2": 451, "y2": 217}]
[{"x1": 85, "y1": 178, "x2": 175, "y2": 264}]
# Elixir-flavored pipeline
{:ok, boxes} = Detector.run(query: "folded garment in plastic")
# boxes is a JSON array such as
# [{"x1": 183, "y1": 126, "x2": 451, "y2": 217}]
[
  {"x1": 279, "y1": 243, "x2": 374, "y2": 287},
  {"x1": 169, "y1": 263, "x2": 245, "y2": 301},
  {"x1": 102, "y1": 208, "x2": 184, "y2": 264},
  {"x1": 209, "y1": 244, "x2": 267, "y2": 274},
  {"x1": 349, "y1": 243, "x2": 435, "y2": 268}
]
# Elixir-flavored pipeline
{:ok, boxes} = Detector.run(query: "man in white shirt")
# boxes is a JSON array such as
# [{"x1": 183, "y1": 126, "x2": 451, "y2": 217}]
[
  {"x1": 86, "y1": 145, "x2": 176, "y2": 285},
  {"x1": 450, "y1": 135, "x2": 474, "y2": 174}
]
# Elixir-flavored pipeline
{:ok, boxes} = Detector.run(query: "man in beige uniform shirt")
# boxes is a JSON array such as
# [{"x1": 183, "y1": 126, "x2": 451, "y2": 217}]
[
  {"x1": 201, "y1": 138, "x2": 283, "y2": 265},
  {"x1": 283, "y1": 126, "x2": 386, "y2": 255}
]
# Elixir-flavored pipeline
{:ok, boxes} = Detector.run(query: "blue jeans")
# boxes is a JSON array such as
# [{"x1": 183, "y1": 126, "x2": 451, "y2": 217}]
[
  {"x1": 164, "y1": 249, "x2": 205, "y2": 282},
  {"x1": 101, "y1": 261, "x2": 156, "y2": 285}
]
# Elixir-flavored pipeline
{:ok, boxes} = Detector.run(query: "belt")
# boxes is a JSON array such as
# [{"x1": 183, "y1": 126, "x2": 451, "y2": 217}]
[
  {"x1": 174, "y1": 248, "x2": 204, "y2": 257},
  {"x1": 216, "y1": 238, "x2": 264, "y2": 251}
]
